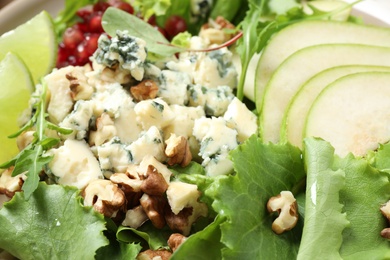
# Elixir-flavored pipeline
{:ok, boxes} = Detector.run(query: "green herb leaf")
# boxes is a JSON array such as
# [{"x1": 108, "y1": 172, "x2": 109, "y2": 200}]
[
  {"x1": 117, "y1": 222, "x2": 171, "y2": 250},
  {"x1": 209, "y1": 135, "x2": 306, "y2": 259},
  {"x1": 0, "y1": 183, "x2": 108, "y2": 260},
  {"x1": 171, "y1": 215, "x2": 225, "y2": 260},
  {"x1": 102, "y1": 7, "x2": 183, "y2": 57},
  {"x1": 297, "y1": 138, "x2": 349, "y2": 259},
  {"x1": 2, "y1": 80, "x2": 69, "y2": 198}
]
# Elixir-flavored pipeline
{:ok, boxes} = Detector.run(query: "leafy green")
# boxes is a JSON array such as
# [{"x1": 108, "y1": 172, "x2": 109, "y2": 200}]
[
  {"x1": 209, "y1": 135, "x2": 306, "y2": 259},
  {"x1": 133, "y1": 0, "x2": 171, "y2": 20},
  {"x1": 336, "y1": 154, "x2": 390, "y2": 258},
  {"x1": 117, "y1": 222, "x2": 172, "y2": 250},
  {"x1": 171, "y1": 215, "x2": 225, "y2": 260},
  {"x1": 210, "y1": 0, "x2": 248, "y2": 22},
  {"x1": 171, "y1": 31, "x2": 192, "y2": 48},
  {"x1": 0, "y1": 183, "x2": 108, "y2": 260},
  {"x1": 53, "y1": 0, "x2": 98, "y2": 40},
  {"x1": 367, "y1": 142, "x2": 390, "y2": 173},
  {"x1": 0, "y1": 82, "x2": 72, "y2": 199},
  {"x1": 297, "y1": 138, "x2": 349, "y2": 259},
  {"x1": 102, "y1": 8, "x2": 183, "y2": 57},
  {"x1": 96, "y1": 231, "x2": 142, "y2": 260}
]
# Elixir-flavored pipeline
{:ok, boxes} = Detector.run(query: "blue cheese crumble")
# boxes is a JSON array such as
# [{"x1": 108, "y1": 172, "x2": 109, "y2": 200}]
[
  {"x1": 93, "y1": 30, "x2": 147, "y2": 81},
  {"x1": 43, "y1": 30, "x2": 257, "y2": 190}
]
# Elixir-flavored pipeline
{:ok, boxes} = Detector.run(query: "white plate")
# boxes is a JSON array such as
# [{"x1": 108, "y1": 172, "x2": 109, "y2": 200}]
[{"x1": 0, "y1": 0, "x2": 389, "y2": 35}]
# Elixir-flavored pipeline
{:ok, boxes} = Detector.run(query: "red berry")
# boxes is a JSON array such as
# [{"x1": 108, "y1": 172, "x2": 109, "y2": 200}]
[
  {"x1": 147, "y1": 15, "x2": 156, "y2": 25},
  {"x1": 75, "y1": 43, "x2": 91, "y2": 65},
  {"x1": 93, "y1": 2, "x2": 110, "y2": 12},
  {"x1": 164, "y1": 15, "x2": 187, "y2": 39},
  {"x1": 88, "y1": 14, "x2": 104, "y2": 33},
  {"x1": 108, "y1": 0, "x2": 134, "y2": 13},
  {"x1": 76, "y1": 5, "x2": 93, "y2": 21},
  {"x1": 155, "y1": 26, "x2": 168, "y2": 39},
  {"x1": 74, "y1": 22, "x2": 89, "y2": 33},
  {"x1": 84, "y1": 33, "x2": 100, "y2": 55},
  {"x1": 63, "y1": 27, "x2": 84, "y2": 50}
]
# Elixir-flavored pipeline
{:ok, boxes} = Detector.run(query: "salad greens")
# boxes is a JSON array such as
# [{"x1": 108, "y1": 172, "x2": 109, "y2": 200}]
[
  {"x1": 0, "y1": 183, "x2": 108, "y2": 260},
  {"x1": 1, "y1": 0, "x2": 390, "y2": 259},
  {"x1": 0, "y1": 82, "x2": 72, "y2": 199}
]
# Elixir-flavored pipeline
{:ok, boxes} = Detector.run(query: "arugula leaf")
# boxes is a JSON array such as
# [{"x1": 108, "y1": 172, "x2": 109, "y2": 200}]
[
  {"x1": 0, "y1": 183, "x2": 108, "y2": 260},
  {"x1": 298, "y1": 138, "x2": 349, "y2": 259},
  {"x1": 102, "y1": 7, "x2": 183, "y2": 57},
  {"x1": 209, "y1": 135, "x2": 306, "y2": 259},
  {"x1": 0, "y1": 81, "x2": 72, "y2": 199}
]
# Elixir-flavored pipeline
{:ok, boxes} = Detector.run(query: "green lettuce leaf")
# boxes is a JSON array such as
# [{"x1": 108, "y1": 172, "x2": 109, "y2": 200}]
[
  {"x1": 368, "y1": 142, "x2": 390, "y2": 173},
  {"x1": 297, "y1": 138, "x2": 349, "y2": 259},
  {"x1": 133, "y1": 0, "x2": 171, "y2": 20},
  {"x1": 117, "y1": 222, "x2": 171, "y2": 250},
  {"x1": 336, "y1": 153, "x2": 390, "y2": 259},
  {"x1": 209, "y1": 135, "x2": 306, "y2": 259},
  {"x1": 171, "y1": 215, "x2": 225, "y2": 260},
  {"x1": 0, "y1": 182, "x2": 108, "y2": 260},
  {"x1": 96, "y1": 231, "x2": 142, "y2": 260}
]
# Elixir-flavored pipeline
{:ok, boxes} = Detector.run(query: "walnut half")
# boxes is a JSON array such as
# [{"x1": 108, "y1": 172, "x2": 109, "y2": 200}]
[
  {"x1": 267, "y1": 191, "x2": 298, "y2": 235},
  {"x1": 165, "y1": 134, "x2": 192, "y2": 167},
  {"x1": 130, "y1": 79, "x2": 159, "y2": 102}
]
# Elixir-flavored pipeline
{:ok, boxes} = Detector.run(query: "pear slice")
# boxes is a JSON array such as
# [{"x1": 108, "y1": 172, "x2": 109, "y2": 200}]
[
  {"x1": 260, "y1": 44, "x2": 390, "y2": 144},
  {"x1": 282, "y1": 65, "x2": 390, "y2": 148},
  {"x1": 255, "y1": 20, "x2": 390, "y2": 111},
  {"x1": 304, "y1": 71, "x2": 390, "y2": 157}
]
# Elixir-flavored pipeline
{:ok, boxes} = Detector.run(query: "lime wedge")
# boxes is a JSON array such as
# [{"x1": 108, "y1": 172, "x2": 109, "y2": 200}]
[
  {"x1": 0, "y1": 11, "x2": 57, "y2": 84},
  {"x1": 0, "y1": 53, "x2": 34, "y2": 163}
]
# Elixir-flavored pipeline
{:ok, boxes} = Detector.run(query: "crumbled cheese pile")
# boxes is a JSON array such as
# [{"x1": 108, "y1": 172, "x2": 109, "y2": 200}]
[{"x1": 39, "y1": 30, "x2": 257, "y2": 190}]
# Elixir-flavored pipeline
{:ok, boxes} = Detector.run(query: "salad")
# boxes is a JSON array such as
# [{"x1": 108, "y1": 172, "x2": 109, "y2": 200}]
[{"x1": 0, "y1": 0, "x2": 390, "y2": 259}]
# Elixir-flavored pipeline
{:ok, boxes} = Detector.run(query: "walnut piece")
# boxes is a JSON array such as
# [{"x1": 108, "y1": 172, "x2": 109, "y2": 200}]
[
  {"x1": 0, "y1": 167, "x2": 26, "y2": 198},
  {"x1": 65, "y1": 69, "x2": 94, "y2": 100},
  {"x1": 380, "y1": 200, "x2": 390, "y2": 239},
  {"x1": 140, "y1": 193, "x2": 166, "y2": 229},
  {"x1": 82, "y1": 179, "x2": 126, "y2": 218},
  {"x1": 200, "y1": 16, "x2": 236, "y2": 45},
  {"x1": 140, "y1": 165, "x2": 169, "y2": 196},
  {"x1": 130, "y1": 79, "x2": 159, "y2": 102},
  {"x1": 167, "y1": 233, "x2": 187, "y2": 252},
  {"x1": 137, "y1": 249, "x2": 171, "y2": 260},
  {"x1": 16, "y1": 130, "x2": 35, "y2": 151},
  {"x1": 165, "y1": 134, "x2": 192, "y2": 167},
  {"x1": 267, "y1": 191, "x2": 298, "y2": 235}
]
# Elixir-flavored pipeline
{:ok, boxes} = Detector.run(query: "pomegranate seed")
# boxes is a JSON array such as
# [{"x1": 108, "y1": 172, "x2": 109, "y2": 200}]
[
  {"x1": 93, "y1": 2, "x2": 110, "y2": 12},
  {"x1": 63, "y1": 27, "x2": 84, "y2": 50},
  {"x1": 148, "y1": 15, "x2": 156, "y2": 25},
  {"x1": 108, "y1": 0, "x2": 134, "y2": 14},
  {"x1": 74, "y1": 22, "x2": 89, "y2": 33},
  {"x1": 75, "y1": 43, "x2": 91, "y2": 65},
  {"x1": 155, "y1": 26, "x2": 168, "y2": 39},
  {"x1": 88, "y1": 14, "x2": 104, "y2": 33},
  {"x1": 76, "y1": 5, "x2": 93, "y2": 21},
  {"x1": 84, "y1": 33, "x2": 100, "y2": 55},
  {"x1": 164, "y1": 15, "x2": 187, "y2": 40}
]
